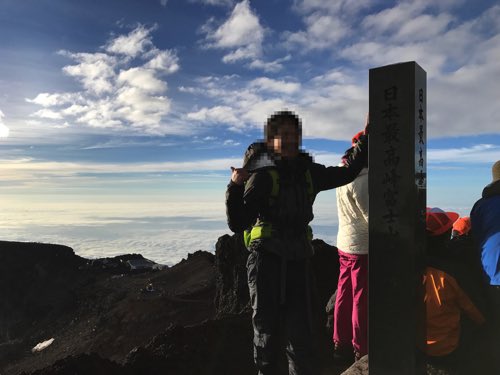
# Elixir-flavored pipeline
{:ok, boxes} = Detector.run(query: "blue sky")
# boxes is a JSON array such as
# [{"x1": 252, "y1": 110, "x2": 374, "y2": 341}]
[{"x1": 1, "y1": 0, "x2": 499, "y2": 263}]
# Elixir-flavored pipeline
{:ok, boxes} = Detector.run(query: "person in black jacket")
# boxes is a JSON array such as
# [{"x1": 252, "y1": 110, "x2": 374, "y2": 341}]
[{"x1": 225, "y1": 110, "x2": 368, "y2": 375}]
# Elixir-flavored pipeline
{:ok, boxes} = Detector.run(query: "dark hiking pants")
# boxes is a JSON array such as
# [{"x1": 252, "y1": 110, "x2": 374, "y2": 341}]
[{"x1": 246, "y1": 250, "x2": 318, "y2": 375}]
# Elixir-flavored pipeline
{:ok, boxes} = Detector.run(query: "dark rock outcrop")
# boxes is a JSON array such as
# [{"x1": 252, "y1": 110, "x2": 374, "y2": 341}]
[
  {"x1": 310, "y1": 239, "x2": 340, "y2": 326},
  {"x1": 213, "y1": 235, "x2": 340, "y2": 318},
  {"x1": 0, "y1": 241, "x2": 86, "y2": 366},
  {"x1": 0, "y1": 241, "x2": 216, "y2": 375},
  {"x1": 214, "y1": 234, "x2": 251, "y2": 317}
]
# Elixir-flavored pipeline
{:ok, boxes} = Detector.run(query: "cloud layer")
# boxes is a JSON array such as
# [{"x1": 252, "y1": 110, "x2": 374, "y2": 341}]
[
  {"x1": 27, "y1": 25, "x2": 179, "y2": 135},
  {"x1": 190, "y1": 1, "x2": 500, "y2": 139},
  {"x1": 21, "y1": 2, "x2": 500, "y2": 141}
]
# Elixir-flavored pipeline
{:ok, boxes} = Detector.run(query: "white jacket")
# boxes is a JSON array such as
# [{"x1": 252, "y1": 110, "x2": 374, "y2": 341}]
[{"x1": 336, "y1": 167, "x2": 368, "y2": 255}]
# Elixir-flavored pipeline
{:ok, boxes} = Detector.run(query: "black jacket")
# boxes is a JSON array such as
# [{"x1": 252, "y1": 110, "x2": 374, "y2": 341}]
[{"x1": 225, "y1": 136, "x2": 368, "y2": 259}]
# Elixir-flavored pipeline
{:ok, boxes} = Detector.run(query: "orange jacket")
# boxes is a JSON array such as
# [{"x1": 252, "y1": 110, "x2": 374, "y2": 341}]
[{"x1": 424, "y1": 266, "x2": 485, "y2": 357}]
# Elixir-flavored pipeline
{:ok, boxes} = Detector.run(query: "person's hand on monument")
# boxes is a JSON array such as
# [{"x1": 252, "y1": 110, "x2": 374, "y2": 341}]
[{"x1": 230, "y1": 166, "x2": 249, "y2": 186}]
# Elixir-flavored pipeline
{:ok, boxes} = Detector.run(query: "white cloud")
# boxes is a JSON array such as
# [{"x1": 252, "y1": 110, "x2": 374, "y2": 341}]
[
  {"x1": 247, "y1": 55, "x2": 291, "y2": 72},
  {"x1": 345, "y1": 3, "x2": 495, "y2": 76},
  {"x1": 182, "y1": 71, "x2": 367, "y2": 140},
  {"x1": 187, "y1": 49, "x2": 500, "y2": 141},
  {"x1": 203, "y1": 0, "x2": 264, "y2": 63},
  {"x1": 360, "y1": 2, "x2": 456, "y2": 44},
  {"x1": 249, "y1": 77, "x2": 300, "y2": 94},
  {"x1": 428, "y1": 144, "x2": 500, "y2": 164},
  {"x1": 341, "y1": 42, "x2": 449, "y2": 78},
  {"x1": 27, "y1": 25, "x2": 180, "y2": 136},
  {"x1": 187, "y1": 105, "x2": 239, "y2": 125},
  {"x1": 361, "y1": 2, "x2": 425, "y2": 36},
  {"x1": 184, "y1": 76, "x2": 289, "y2": 128},
  {"x1": 61, "y1": 104, "x2": 89, "y2": 116},
  {"x1": 283, "y1": 0, "x2": 375, "y2": 51},
  {"x1": 61, "y1": 52, "x2": 117, "y2": 95},
  {"x1": 117, "y1": 67, "x2": 167, "y2": 93},
  {"x1": 31, "y1": 109, "x2": 64, "y2": 120},
  {"x1": 213, "y1": 1, "x2": 262, "y2": 49},
  {"x1": 284, "y1": 13, "x2": 348, "y2": 51},
  {"x1": 115, "y1": 87, "x2": 171, "y2": 128},
  {"x1": 0, "y1": 110, "x2": 9, "y2": 138},
  {"x1": 273, "y1": 3, "x2": 500, "y2": 139},
  {"x1": 237, "y1": 98, "x2": 289, "y2": 129},
  {"x1": 75, "y1": 99, "x2": 123, "y2": 129},
  {"x1": 26, "y1": 92, "x2": 82, "y2": 107},
  {"x1": 104, "y1": 25, "x2": 153, "y2": 57},
  {"x1": 429, "y1": 53, "x2": 500, "y2": 137},
  {"x1": 200, "y1": 2, "x2": 288, "y2": 71},
  {"x1": 144, "y1": 49, "x2": 180, "y2": 73},
  {"x1": 310, "y1": 69, "x2": 350, "y2": 85},
  {"x1": 223, "y1": 139, "x2": 241, "y2": 146},
  {"x1": 394, "y1": 13, "x2": 453, "y2": 42},
  {"x1": 297, "y1": 86, "x2": 367, "y2": 140}
]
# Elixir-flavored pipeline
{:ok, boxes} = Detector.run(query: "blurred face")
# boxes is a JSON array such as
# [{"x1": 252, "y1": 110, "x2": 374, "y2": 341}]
[{"x1": 268, "y1": 122, "x2": 300, "y2": 159}]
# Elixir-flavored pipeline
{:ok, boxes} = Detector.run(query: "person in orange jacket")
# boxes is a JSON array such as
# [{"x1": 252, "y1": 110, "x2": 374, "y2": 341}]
[{"x1": 424, "y1": 208, "x2": 486, "y2": 370}]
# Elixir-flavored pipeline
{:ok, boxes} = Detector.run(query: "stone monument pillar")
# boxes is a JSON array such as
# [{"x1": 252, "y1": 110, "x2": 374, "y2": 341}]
[{"x1": 368, "y1": 61, "x2": 427, "y2": 374}]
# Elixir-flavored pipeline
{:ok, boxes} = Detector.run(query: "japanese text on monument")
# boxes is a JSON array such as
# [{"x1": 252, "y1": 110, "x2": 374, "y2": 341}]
[
  {"x1": 381, "y1": 86, "x2": 401, "y2": 237},
  {"x1": 416, "y1": 88, "x2": 425, "y2": 186}
]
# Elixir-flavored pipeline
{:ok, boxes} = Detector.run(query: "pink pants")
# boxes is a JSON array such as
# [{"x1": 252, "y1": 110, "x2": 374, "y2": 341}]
[{"x1": 333, "y1": 249, "x2": 368, "y2": 356}]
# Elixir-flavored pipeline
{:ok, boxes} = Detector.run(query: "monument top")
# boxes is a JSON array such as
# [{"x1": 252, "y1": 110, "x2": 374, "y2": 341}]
[{"x1": 370, "y1": 61, "x2": 424, "y2": 72}]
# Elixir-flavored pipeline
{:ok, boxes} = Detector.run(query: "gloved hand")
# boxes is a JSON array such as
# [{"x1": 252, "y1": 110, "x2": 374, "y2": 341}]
[
  {"x1": 230, "y1": 167, "x2": 249, "y2": 186},
  {"x1": 343, "y1": 133, "x2": 368, "y2": 168}
]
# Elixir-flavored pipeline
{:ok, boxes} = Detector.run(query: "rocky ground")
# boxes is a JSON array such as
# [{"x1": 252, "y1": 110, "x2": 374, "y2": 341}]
[
  {"x1": 0, "y1": 240, "x2": 216, "y2": 375},
  {"x1": 0, "y1": 236, "x2": 496, "y2": 374},
  {"x1": 0, "y1": 236, "x2": 348, "y2": 375}
]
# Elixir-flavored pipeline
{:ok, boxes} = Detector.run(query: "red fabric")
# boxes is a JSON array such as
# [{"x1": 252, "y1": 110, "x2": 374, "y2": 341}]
[
  {"x1": 351, "y1": 131, "x2": 364, "y2": 147},
  {"x1": 333, "y1": 249, "x2": 368, "y2": 356},
  {"x1": 452, "y1": 216, "x2": 471, "y2": 236},
  {"x1": 426, "y1": 207, "x2": 459, "y2": 236}
]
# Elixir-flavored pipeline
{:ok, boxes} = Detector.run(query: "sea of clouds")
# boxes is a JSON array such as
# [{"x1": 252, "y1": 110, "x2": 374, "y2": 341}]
[{"x1": 0, "y1": 193, "x2": 339, "y2": 266}]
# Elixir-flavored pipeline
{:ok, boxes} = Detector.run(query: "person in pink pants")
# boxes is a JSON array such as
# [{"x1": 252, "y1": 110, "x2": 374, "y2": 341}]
[{"x1": 333, "y1": 131, "x2": 368, "y2": 362}]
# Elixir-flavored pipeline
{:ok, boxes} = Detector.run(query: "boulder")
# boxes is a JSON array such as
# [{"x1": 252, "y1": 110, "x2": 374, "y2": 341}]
[
  {"x1": 214, "y1": 234, "x2": 251, "y2": 316},
  {"x1": 340, "y1": 355, "x2": 368, "y2": 375}
]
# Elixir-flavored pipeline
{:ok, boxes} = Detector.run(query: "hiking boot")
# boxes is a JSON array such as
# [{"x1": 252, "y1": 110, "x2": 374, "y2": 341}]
[{"x1": 333, "y1": 342, "x2": 354, "y2": 364}]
